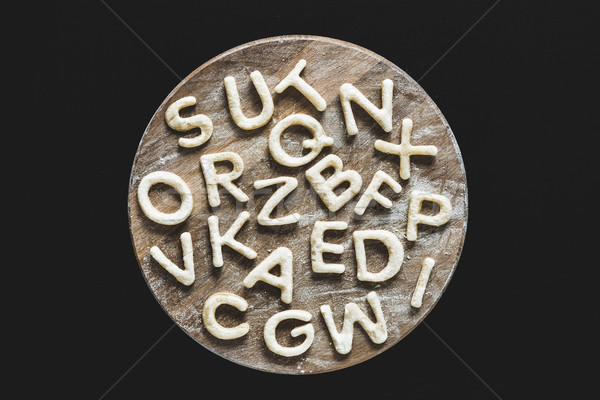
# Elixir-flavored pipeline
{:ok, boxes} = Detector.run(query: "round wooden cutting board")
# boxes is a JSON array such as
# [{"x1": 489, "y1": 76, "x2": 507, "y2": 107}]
[{"x1": 128, "y1": 35, "x2": 467, "y2": 374}]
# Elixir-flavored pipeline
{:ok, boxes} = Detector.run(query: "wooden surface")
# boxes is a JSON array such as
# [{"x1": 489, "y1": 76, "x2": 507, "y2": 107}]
[{"x1": 127, "y1": 35, "x2": 467, "y2": 374}]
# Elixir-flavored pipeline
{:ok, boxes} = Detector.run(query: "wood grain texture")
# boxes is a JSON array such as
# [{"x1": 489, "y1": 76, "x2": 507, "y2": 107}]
[{"x1": 127, "y1": 35, "x2": 467, "y2": 374}]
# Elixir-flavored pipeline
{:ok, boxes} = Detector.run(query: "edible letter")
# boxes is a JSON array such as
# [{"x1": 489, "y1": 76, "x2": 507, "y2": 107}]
[
  {"x1": 243, "y1": 247, "x2": 294, "y2": 304},
  {"x1": 264, "y1": 310, "x2": 314, "y2": 357},
  {"x1": 310, "y1": 220, "x2": 348, "y2": 274},
  {"x1": 150, "y1": 232, "x2": 195, "y2": 286},
  {"x1": 137, "y1": 171, "x2": 193, "y2": 225},
  {"x1": 254, "y1": 177, "x2": 300, "y2": 226},
  {"x1": 269, "y1": 114, "x2": 333, "y2": 167},
  {"x1": 202, "y1": 292, "x2": 250, "y2": 340},
  {"x1": 200, "y1": 152, "x2": 249, "y2": 207},
  {"x1": 320, "y1": 291, "x2": 387, "y2": 354},
  {"x1": 374, "y1": 118, "x2": 438, "y2": 180},
  {"x1": 208, "y1": 211, "x2": 257, "y2": 268},
  {"x1": 165, "y1": 96, "x2": 213, "y2": 148},
  {"x1": 406, "y1": 191, "x2": 452, "y2": 241},
  {"x1": 354, "y1": 170, "x2": 402, "y2": 215},
  {"x1": 410, "y1": 258, "x2": 436, "y2": 308},
  {"x1": 305, "y1": 154, "x2": 362, "y2": 212},
  {"x1": 275, "y1": 59, "x2": 326, "y2": 111},
  {"x1": 353, "y1": 230, "x2": 404, "y2": 282},
  {"x1": 224, "y1": 71, "x2": 274, "y2": 130},
  {"x1": 340, "y1": 79, "x2": 393, "y2": 135}
]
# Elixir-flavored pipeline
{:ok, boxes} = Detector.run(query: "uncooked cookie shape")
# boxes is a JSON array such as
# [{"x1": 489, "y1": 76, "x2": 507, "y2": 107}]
[
  {"x1": 150, "y1": 232, "x2": 195, "y2": 286},
  {"x1": 275, "y1": 59, "x2": 326, "y2": 111},
  {"x1": 202, "y1": 292, "x2": 250, "y2": 340},
  {"x1": 353, "y1": 230, "x2": 404, "y2": 282},
  {"x1": 311, "y1": 220, "x2": 348, "y2": 274},
  {"x1": 208, "y1": 211, "x2": 257, "y2": 268},
  {"x1": 224, "y1": 70, "x2": 274, "y2": 130},
  {"x1": 375, "y1": 118, "x2": 438, "y2": 180},
  {"x1": 200, "y1": 152, "x2": 249, "y2": 207},
  {"x1": 254, "y1": 177, "x2": 300, "y2": 226},
  {"x1": 165, "y1": 96, "x2": 213, "y2": 148},
  {"x1": 137, "y1": 171, "x2": 193, "y2": 225},
  {"x1": 320, "y1": 291, "x2": 388, "y2": 354},
  {"x1": 354, "y1": 170, "x2": 402, "y2": 215},
  {"x1": 264, "y1": 310, "x2": 314, "y2": 357},
  {"x1": 406, "y1": 191, "x2": 452, "y2": 241},
  {"x1": 243, "y1": 247, "x2": 294, "y2": 304},
  {"x1": 340, "y1": 79, "x2": 393, "y2": 135},
  {"x1": 269, "y1": 114, "x2": 333, "y2": 167},
  {"x1": 410, "y1": 258, "x2": 436, "y2": 308},
  {"x1": 305, "y1": 154, "x2": 362, "y2": 212}
]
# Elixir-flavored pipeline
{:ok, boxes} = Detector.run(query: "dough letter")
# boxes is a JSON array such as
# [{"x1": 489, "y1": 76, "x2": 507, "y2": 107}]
[
  {"x1": 340, "y1": 79, "x2": 393, "y2": 135},
  {"x1": 243, "y1": 247, "x2": 293, "y2": 304},
  {"x1": 269, "y1": 114, "x2": 333, "y2": 167},
  {"x1": 150, "y1": 232, "x2": 195, "y2": 286},
  {"x1": 264, "y1": 310, "x2": 314, "y2": 357},
  {"x1": 305, "y1": 154, "x2": 362, "y2": 212},
  {"x1": 353, "y1": 230, "x2": 404, "y2": 282},
  {"x1": 200, "y1": 152, "x2": 249, "y2": 207},
  {"x1": 406, "y1": 191, "x2": 452, "y2": 241},
  {"x1": 275, "y1": 59, "x2": 326, "y2": 111},
  {"x1": 374, "y1": 118, "x2": 438, "y2": 180},
  {"x1": 410, "y1": 258, "x2": 436, "y2": 308},
  {"x1": 208, "y1": 211, "x2": 257, "y2": 268},
  {"x1": 354, "y1": 170, "x2": 402, "y2": 215},
  {"x1": 137, "y1": 171, "x2": 193, "y2": 225},
  {"x1": 202, "y1": 292, "x2": 249, "y2": 340},
  {"x1": 320, "y1": 291, "x2": 387, "y2": 354},
  {"x1": 224, "y1": 71, "x2": 274, "y2": 130},
  {"x1": 310, "y1": 220, "x2": 348, "y2": 274},
  {"x1": 165, "y1": 96, "x2": 213, "y2": 147},
  {"x1": 254, "y1": 177, "x2": 300, "y2": 226}
]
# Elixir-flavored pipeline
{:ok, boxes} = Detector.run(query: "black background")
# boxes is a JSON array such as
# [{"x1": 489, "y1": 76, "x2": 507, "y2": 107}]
[{"x1": 15, "y1": 0, "x2": 598, "y2": 399}]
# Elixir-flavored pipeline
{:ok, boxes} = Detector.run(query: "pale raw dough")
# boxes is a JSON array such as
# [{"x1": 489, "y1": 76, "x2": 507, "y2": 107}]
[
  {"x1": 375, "y1": 118, "x2": 438, "y2": 180},
  {"x1": 137, "y1": 170, "x2": 193, "y2": 225},
  {"x1": 410, "y1": 257, "x2": 436, "y2": 308},
  {"x1": 320, "y1": 291, "x2": 387, "y2": 355},
  {"x1": 200, "y1": 152, "x2": 249, "y2": 207},
  {"x1": 340, "y1": 79, "x2": 393, "y2": 135},
  {"x1": 254, "y1": 176, "x2": 300, "y2": 226},
  {"x1": 202, "y1": 292, "x2": 250, "y2": 340},
  {"x1": 264, "y1": 310, "x2": 314, "y2": 357},
  {"x1": 275, "y1": 59, "x2": 326, "y2": 111},
  {"x1": 208, "y1": 211, "x2": 257, "y2": 268},
  {"x1": 310, "y1": 220, "x2": 348, "y2": 274},
  {"x1": 268, "y1": 113, "x2": 333, "y2": 167},
  {"x1": 243, "y1": 247, "x2": 293, "y2": 304},
  {"x1": 305, "y1": 154, "x2": 362, "y2": 212},
  {"x1": 354, "y1": 170, "x2": 402, "y2": 215},
  {"x1": 406, "y1": 190, "x2": 453, "y2": 241},
  {"x1": 353, "y1": 230, "x2": 404, "y2": 282},
  {"x1": 224, "y1": 70, "x2": 274, "y2": 130},
  {"x1": 164, "y1": 96, "x2": 213, "y2": 148},
  {"x1": 150, "y1": 232, "x2": 195, "y2": 286}
]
